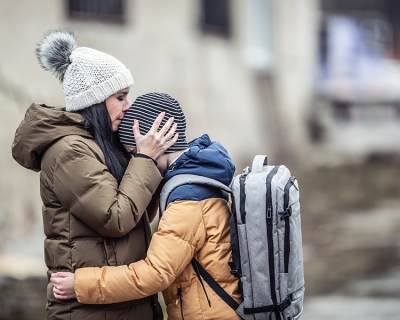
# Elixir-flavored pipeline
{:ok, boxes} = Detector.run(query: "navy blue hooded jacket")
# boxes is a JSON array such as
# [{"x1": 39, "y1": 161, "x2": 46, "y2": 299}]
[{"x1": 164, "y1": 134, "x2": 235, "y2": 207}]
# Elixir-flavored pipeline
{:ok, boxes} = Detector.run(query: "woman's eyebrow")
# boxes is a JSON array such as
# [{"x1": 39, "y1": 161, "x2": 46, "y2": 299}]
[{"x1": 118, "y1": 90, "x2": 129, "y2": 95}]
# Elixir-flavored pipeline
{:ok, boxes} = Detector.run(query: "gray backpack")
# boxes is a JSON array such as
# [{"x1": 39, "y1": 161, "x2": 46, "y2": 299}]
[{"x1": 159, "y1": 155, "x2": 305, "y2": 320}]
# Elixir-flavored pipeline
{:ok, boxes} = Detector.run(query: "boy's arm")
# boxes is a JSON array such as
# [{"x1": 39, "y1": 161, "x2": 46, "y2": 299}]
[{"x1": 74, "y1": 200, "x2": 206, "y2": 304}]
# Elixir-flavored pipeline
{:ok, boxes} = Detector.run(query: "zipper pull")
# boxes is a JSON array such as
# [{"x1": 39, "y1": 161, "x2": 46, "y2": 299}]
[
  {"x1": 176, "y1": 287, "x2": 182, "y2": 305},
  {"x1": 267, "y1": 205, "x2": 272, "y2": 224}
]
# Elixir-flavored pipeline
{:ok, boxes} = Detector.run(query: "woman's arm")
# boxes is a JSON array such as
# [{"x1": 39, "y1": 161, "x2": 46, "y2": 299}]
[
  {"x1": 53, "y1": 113, "x2": 178, "y2": 237},
  {"x1": 53, "y1": 144, "x2": 162, "y2": 237},
  {"x1": 51, "y1": 201, "x2": 206, "y2": 303}
]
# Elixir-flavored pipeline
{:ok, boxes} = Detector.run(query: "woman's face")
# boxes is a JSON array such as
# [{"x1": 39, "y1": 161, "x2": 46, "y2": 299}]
[{"x1": 105, "y1": 87, "x2": 131, "y2": 132}]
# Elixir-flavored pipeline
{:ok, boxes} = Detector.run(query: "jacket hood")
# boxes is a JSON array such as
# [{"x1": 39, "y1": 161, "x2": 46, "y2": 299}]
[
  {"x1": 12, "y1": 103, "x2": 92, "y2": 172},
  {"x1": 164, "y1": 134, "x2": 235, "y2": 186}
]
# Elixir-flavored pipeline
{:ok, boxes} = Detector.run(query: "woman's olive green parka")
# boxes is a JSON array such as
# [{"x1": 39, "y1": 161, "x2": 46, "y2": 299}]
[{"x1": 12, "y1": 103, "x2": 163, "y2": 320}]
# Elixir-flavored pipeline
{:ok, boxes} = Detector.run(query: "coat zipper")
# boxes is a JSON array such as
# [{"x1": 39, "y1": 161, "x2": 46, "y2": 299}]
[
  {"x1": 176, "y1": 287, "x2": 184, "y2": 320},
  {"x1": 266, "y1": 166, "x2": 280, "y2": 320}
]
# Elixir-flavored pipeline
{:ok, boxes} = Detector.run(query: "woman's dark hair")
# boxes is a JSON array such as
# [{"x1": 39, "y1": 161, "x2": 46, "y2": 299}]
[{"x1": 77, "y1": 102, "x2": 130, "y2": 183}]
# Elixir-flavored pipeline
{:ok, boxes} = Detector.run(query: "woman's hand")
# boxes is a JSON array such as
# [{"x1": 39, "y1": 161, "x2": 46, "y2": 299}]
[
  {"x1": 50, "y1": 272, "x2": 76, "y2": 300},
  {"x1": 133, "y1": 112, "x2": 179, "y2": 160}
]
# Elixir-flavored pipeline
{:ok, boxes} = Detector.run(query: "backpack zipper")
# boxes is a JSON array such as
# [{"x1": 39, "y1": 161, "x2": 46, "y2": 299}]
[
  {"x1": 266, "y1": 166, "x2": 280, "y2": 319},
  {"x1": 239, "y1": 173, "x2": 248, "y2": 223},
  {"x1": 281, "y1": 176, "x2": 297, "y2": 273}
]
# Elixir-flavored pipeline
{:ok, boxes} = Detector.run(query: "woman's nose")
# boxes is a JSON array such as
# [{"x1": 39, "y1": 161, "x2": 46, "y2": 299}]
[{"x1": 123, "y1": 102, "x2": 130, "y2": 112}]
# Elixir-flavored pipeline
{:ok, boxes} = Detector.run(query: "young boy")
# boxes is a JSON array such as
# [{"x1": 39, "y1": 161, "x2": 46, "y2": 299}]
[{"x1": 51, "y1": 92, "x2": 242, "y2": 320}]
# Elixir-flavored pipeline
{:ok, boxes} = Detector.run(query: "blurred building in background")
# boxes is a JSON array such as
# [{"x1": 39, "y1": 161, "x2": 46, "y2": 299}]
[
  {"x1": 0, "y1": 0, "x2": 317, "y2": 277},
  {"x1": 1, "y1": 0, "x2": 400, "y2": 318},
  {"x1": 313, "y1": 0, "x2": 400, "y2": 164}
]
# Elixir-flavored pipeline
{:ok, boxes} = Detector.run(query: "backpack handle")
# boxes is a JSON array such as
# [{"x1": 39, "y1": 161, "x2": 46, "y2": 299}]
[{"x1": 252, "y1": 155, "x2": 268, "y2": 173}]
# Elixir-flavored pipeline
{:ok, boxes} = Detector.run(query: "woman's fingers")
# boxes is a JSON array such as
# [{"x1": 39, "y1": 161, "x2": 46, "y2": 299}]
[
  {"x1": 132, "y1": 112, "x2": 180, "y2": 159},
  {"x1": 157, "y1": 116, "x2": 175, "y2": 137},
  {"x1": 132, "y1": 119, "x2": 141, "y2": 140},
  {"x1": 164, "y1": 122, "x2": 177, "y2": 141},
  {"x1": 149, "y1": 112, "x2": 166, "y2": 134},
  {"x1": 166, "y1": 133, "x2": 179, "y2": 149},
  {"x1": 133, "y1": 112, "x2": 175, "y2": 142}
]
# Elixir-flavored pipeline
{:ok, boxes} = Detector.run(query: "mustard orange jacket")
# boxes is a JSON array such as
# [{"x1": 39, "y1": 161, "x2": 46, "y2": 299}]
[{"x1": 74, "y1": 135, "x2": 243, "y2": 319}]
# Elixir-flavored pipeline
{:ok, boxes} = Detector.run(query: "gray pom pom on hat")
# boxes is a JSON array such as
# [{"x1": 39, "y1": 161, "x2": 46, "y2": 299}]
[
  {"x1": 36, "y1": 29, "x2": 77, "y2": 82},
  {"x1": 35, "y1": 29, "x2": 133, "y2": 112}
]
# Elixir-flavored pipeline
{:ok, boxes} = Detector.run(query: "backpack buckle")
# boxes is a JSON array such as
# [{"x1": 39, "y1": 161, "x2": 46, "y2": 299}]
[
  {"x1": 278, "y1": 207, "x2": 292, "y2": 220},
  {"x1": 277, "y1": 294, "x2": 292, "y2": 311},
  {"x1": 228, "y1": 261, "x2": 241, "y2": 278}
]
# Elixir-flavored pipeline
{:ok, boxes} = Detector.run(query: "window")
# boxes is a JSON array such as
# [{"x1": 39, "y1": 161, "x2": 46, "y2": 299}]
[
  {"x1": 200, "y1": 0, "x2": 231, "y2": 37},
  {"x1": 67, "y1": 0, "x2": 125, "y2": 24},
  {"x1": 244, "y1": 0, "x2": 274, "y2": 71}
]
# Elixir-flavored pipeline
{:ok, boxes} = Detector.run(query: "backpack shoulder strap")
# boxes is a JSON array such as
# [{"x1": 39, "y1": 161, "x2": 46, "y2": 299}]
[
  {"x1": 191, "y1": 258, "x2": 239, "y2": 311},
  {"x1": 160, "y1": 174, "x2": 238, "y2": 311},
  {"x1": 159, "y1": 174, "x2": 232, "y2": 215}
]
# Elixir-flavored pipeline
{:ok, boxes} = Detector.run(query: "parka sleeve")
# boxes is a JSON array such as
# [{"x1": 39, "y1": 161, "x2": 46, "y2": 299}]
[
  {"x1": 74, "y1": 201, "x2": 206, "y2": 304},
  {"x1": 53, "y1": 140, "x2": 162, "y2": 237}
]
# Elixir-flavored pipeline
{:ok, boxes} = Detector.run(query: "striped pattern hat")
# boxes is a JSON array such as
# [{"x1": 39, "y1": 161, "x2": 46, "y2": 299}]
[{"x1": 119, "y1": 92, "x2": 188, "y2": 153}]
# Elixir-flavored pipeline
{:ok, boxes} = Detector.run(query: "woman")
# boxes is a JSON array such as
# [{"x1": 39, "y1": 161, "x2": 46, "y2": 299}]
[
  {"x1": 50, "y1": 93, "x2": 243, "y2": 320},
  {"x1": 11, "y1": 31, "x2": 177, "y2": 320}
]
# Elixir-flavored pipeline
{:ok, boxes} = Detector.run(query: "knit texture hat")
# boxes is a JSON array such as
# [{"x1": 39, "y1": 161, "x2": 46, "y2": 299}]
[
  {"x1": 36, "y1": 30, "x2": 133, "y2": 111},
  {"x1": 119, "y1": 93, "x2": 188, "y2": 153}
]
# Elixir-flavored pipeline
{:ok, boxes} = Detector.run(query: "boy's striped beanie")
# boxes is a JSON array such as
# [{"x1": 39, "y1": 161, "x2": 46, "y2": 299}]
[{"x1": 119, "y1": 92, "x2": 188, "y2": 153}]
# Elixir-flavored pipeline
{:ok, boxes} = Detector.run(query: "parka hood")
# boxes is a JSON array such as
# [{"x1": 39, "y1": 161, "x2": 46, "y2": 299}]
[{"x1": 12, "y1": 103, "x2": 92, "y2": 172}]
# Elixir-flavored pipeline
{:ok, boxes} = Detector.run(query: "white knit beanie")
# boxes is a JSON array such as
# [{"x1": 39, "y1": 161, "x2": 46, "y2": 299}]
[{"x1": 36, "y1": 30, "x2": 133, "y2": 111}]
